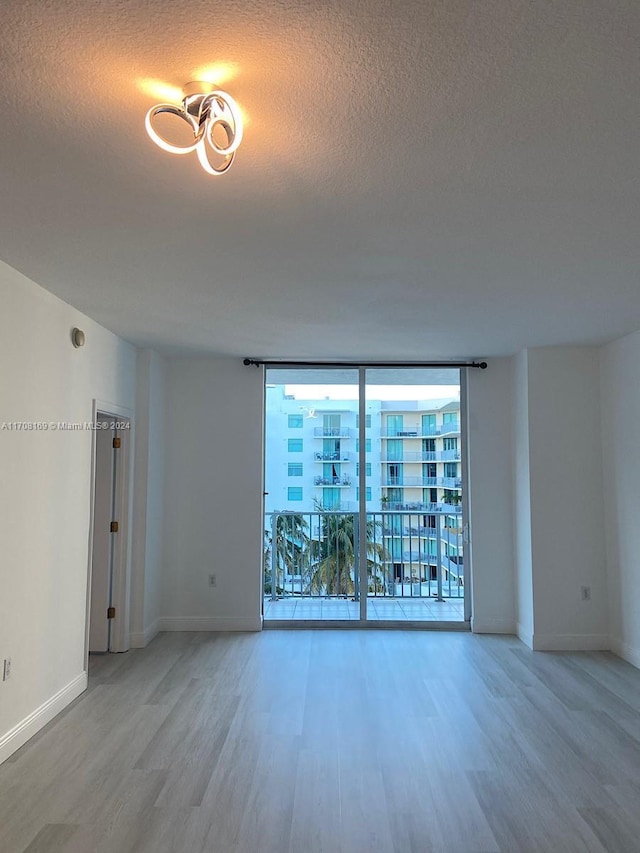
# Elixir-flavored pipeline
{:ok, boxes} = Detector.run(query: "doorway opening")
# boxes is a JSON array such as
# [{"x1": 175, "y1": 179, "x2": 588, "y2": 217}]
[
  {"x1": 87, "y1": 410, "x2": 131, "y2": 655},
  {"x1": 263, "y1": 367, "x2": 469, "y2": 626}
]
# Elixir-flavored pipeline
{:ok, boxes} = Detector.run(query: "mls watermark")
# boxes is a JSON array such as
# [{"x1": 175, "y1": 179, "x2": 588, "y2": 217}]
[{"x1": 1, "y1": 421, "x2": 130, "y2": 432}]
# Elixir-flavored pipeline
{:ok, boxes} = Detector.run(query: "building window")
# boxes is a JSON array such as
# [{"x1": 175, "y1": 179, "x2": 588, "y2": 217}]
[
  {"x1": 323, "y1": 414, "x2": 341, "y2": 436},
  {"x1": 422, "y1": 414, "x2": 436, "y2": 434},
  {"x1": 386, "y1": 439, "x2": 403, "y2": 461},
  {"x1": 356, "y1": 462, "x2": 372, "y2": 476},
  {"x1": 288, "y1": 463, "x2": 303, "y2": 477},
  {"x1": 288, "y1": 487, "x2": 303, "y2": 501},
  {"x1": 356, "y1": 414, "x2": 372, "y2": 428},
  {"x1": 322, "y1": 439, "x2": 340, "y2": 459},
  {"x1": 355, "y1": 438, "x2": 371, "y2": 453},
  {"x1": 387, "y1": 463, "x2": 402, "y2": 485},
  {"x1": 356, "y1": 487, "x2": 372, "y2": 501},
  {"x1": 322, "y1": 487, "x2": 341, "y2": 509},
  {"x1": 387, "y1": 415, "x2": 404, "y2": 436},
  {"x1": 288, "y1": 414, "x2": 303, "y2": 428},
  {"x1": 443, "y1": 437, "x2": 458, "y2": 451},
  {"x1": 442, "y1": 412, "x2": 458, "y2": 430},
  {"x1": 444, "y1": 462, "x2": 458, "y2": 478},
  {"x1": 288, "y1": 438, "x2": 303, "y2": 452}
]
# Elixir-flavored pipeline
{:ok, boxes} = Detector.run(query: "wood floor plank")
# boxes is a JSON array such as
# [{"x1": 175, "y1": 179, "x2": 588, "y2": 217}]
[{"x1": 2, "y1": 632, "x2": 640, "y2": 852}]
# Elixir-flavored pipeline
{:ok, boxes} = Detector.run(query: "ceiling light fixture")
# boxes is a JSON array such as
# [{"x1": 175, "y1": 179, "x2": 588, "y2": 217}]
[{"x1": 145, "y1": 81, "x2": 243, "y2": 175}]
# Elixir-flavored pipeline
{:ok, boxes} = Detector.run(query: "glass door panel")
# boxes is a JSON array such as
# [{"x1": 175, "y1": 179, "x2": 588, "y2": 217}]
[
  {"x1": 264, "y1": 368, "x2": 359, "y2": 621},
  {"x1": 366, "y1": 367, "x2": 465, "y2": 623}
]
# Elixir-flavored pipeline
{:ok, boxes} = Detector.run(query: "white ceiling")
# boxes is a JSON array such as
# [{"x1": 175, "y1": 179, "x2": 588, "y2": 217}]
[{"x1": 1, "y1": 0, "x2": 639, "y2": 359}]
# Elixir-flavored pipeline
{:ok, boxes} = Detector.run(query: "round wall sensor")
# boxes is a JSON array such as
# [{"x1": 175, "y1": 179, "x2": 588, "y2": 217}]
[{"x1": 72, "y1": 328, "x2": 86, "y2": 348}]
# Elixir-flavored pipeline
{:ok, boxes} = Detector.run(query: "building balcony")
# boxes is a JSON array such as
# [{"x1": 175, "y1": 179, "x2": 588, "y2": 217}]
[
  {"x1": 313, "y1": 427, "x2": 352, "y2": 438},
  {"x1": 313, "y1": 451, "x2": 352, "y2": 461},
  {"x1": 314, "y1": 476, "x2": 352, "y2": 486},
  {"x1": 439, "y1": 421, "x2": 460, "y2": 436},
  {"x1": 383, "y1": 476, "x2": 462, "y2": 488},
  {"x1": 318, "y1": 501, "x2": 355, "y2": 511},
  {"x1": 381, "y1": 449, "x2": 461, "y2": 462},
  {"x1": 384, "y1": 501, "x2": 462, "y2": 513},
  {"x1": 382, "y1": 526, "x2": 438, "y2": 538},
  {"x1": 382, "y1": 422, "x2": 459, "y2": 438}
]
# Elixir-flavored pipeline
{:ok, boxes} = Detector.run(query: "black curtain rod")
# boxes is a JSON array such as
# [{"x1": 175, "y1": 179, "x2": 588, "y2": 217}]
[{"x1": 243, "y1": 359, "x2": 487, "y2": 369}]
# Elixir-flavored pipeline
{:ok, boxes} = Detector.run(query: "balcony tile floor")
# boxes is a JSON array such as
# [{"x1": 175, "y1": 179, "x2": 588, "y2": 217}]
[{"x1": 264, "y1": 596, "x2": 465, "y2": 622}]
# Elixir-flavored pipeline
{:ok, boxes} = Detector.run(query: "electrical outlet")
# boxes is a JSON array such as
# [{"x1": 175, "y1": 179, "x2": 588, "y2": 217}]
[
  {"x1": 208, "y1": 574, "x2": 216, "y2": 588},
  {"x1": 3, "y1": 658, "x2": 11, "y2": 681},
  {"x1": 580, "y1": 585, "x2": 591, "y2": 601}
]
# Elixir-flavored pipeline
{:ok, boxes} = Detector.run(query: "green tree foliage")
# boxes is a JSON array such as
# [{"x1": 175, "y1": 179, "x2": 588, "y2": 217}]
[
  {"x1": 264, "y1": 513, "x2": 309, "y2": 595},
  {"x1": 307, "y1": 504, "x2": 388, "y2": 596}
]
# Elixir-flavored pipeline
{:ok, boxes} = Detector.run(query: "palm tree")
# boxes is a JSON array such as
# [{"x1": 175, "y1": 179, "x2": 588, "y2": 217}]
[
  {"x1": 264, "y1": 513, "x2": 309, "y2": 596},
  {"x1": 307, "y1": 503, "x2": 388, "y2": 597}
]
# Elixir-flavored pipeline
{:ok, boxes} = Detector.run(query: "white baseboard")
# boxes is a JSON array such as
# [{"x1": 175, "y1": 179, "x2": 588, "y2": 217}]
[
  {"x1": 158, "y1": 616, "x2": 263, "y2": 632},
  {"x1": 0, "y1": 672, "x2": 87, "y2": 765},
  {"x1": 610, "y1": 637, "x2": 640, "y2": 670},
  {"x1": 516, "y1": 622, "x2": 534, "y2": 649},
  {"x1": 532, "y1": 633, "x2": 610, "y2": 651},
  {"x1": 471, "y1": 617, "x2": 516, "y2": 635},
  {"x1": 130, "y1": 618, "x2": 161, "y2": 648}
]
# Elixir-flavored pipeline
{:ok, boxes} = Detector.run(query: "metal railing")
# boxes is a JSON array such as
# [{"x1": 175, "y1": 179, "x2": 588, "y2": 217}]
[
  {"x1": 264, "y1": 509, "x2": 464, "y2": 603},
  {"x1": 314, "y1": 451, "x2": 352, "y2": 461},
  {"x1": 382, "y1": 422, "x2": 459, "y2": 438},
  {"x1": 313, "y1": 427, "x2": 352, "y2": 437},
  {"x1": 313, "y1": 476, "x2": 352, "y2": 486},
  {"x1": 381, "y1": 450, "x2": 461, "y2": 462},
  {"x1": 383, "y1": 476, "x2": 462, "y2": 488}
]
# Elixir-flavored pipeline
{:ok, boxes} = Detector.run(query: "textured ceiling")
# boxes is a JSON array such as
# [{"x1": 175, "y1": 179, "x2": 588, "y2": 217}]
[{"x1": 1, "y1": 0, "x2": 639, "y2": 358}]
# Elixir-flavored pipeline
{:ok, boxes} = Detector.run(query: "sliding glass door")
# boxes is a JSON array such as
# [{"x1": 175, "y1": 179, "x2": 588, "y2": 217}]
[
  {"x1": 364, "y1": 368, "x2": 466, "y2": 623},
  {"x1": 263, "y1": 366, "x2": 467, "y2": 625}
]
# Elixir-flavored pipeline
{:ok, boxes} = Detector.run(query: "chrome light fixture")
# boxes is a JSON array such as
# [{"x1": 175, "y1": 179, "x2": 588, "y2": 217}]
[{"x1": 145, "y1": 81, "x2": 243, "y2": 175}]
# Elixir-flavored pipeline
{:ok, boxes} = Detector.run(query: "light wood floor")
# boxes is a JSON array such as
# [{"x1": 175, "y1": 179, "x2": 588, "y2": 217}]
[{"x1": 2, "y1": 631, "x2": 640, "y2": 852}]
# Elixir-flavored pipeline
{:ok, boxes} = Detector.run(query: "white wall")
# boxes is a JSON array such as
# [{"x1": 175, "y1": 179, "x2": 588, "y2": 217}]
[
  {"x1": 130, "y1": 349, "x2": 166, "y2": 647},
  {"x1": 526, "y1": 347, "x2": 608, "y2": 650},
  {"x1": 600, "y1": 330, "x2": 640, "y2": 667},
  {"x1": 467, "y1": 358, "x2": 516, "y2": 634},
  {"x1": 161, "y1": 358, "x2": 264, "y2": 630},
  {"x1": 512, "y1": 350, "x2": 534, "y2": 646},
  {"x1": 0, "y1": 261, "x2": 136, "y2": 762}
]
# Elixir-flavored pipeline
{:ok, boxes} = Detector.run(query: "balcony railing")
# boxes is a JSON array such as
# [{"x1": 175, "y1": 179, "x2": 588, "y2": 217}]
[
  {"x1": 383, "y1": 476, "x2": 462, "y2": 488},
  {"x1": 264, "y1": 509, "x2": 464, "y2": 604},
  {"x1": 382, "y1": 422, "x2": 459, "y2": 438},
  {"x1": 313, "y1": 426, "x2": 352, "y2": 438},
  {"x1": 380, "y1": 450, "x2": 461, "y2": 462},
  {"x1": 382, "y1": 524, "x2": 461, "y2": 538},
  {"x1": 314, "y1": 451, "x2": 352, "y2": 461},
  {"x1": 384, "y1": 501, "x2": 462, "y2": 513},
  {"x1": 314, "y1": 476, "x2": 352, "y2": 486}
]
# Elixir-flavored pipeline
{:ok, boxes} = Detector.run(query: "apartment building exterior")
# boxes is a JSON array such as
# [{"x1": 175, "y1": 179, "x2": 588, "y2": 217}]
[{"x1": 264, "y1": 386, "x2": 463, "y2": 590}]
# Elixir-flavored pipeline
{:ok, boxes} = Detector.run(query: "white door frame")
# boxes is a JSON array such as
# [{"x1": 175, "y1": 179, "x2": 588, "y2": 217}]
[
  {"x1": 459, "y1": 370, "x2": 473, "y2": 624},
  {"x1": 85, "y1": 399, "x2": 134, "y2": 664}
]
